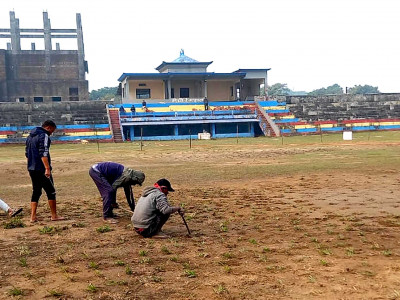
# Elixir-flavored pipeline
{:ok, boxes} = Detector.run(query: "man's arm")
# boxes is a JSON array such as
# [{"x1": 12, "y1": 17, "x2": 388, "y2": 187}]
[{"x1": 41, "y1": 156, "x2": 51, "y2": 178}]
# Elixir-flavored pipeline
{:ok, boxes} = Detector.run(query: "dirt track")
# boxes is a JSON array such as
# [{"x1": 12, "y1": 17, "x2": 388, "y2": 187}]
[{"x1": 0, "y1": 139, "x2": 400, "y2": 299}]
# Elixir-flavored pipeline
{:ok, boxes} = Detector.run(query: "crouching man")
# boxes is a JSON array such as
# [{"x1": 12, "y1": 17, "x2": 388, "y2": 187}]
[
  {"x1": 89, "y1": 162, "x2": 145, "y2": 223},
  {"x1": 132, "y1": 178, "x2": 184, "y2": 239}
]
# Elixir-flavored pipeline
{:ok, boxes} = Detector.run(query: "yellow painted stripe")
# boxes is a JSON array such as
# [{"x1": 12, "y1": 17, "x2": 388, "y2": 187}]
[
  {"x1": 262, "y1": 106, "x2": 285, "y2": 110},
  {"x1": 0, "y1": 135, "x2": 7, "y2": 138},
  {"x1": 319, "y1": 124, "x2": 334, "y2": 128},
  {"x1": 378, "y1": 122, "x2": 400, "y2": 125},
  {"x1": 281, "y1": 115, "x2": 296, "y2": 119},
  {"x1": 64, "y1": 131, "x2": 111, "y2": 137},
  {"x1": 294, "y1": 125, "x2": 316, "y2": 129}
]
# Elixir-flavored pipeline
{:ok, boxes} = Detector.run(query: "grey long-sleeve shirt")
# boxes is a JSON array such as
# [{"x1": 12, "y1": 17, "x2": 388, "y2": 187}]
[{"x1": 131, "y1": 187, "x2": 174, "y2": 228}]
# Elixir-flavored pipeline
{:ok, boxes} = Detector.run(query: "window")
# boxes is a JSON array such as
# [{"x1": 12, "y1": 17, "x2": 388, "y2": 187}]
[
  {"x1": 17, "y1": 97, "x2": 25, "y2": 102},
  {"x1": 230, "y1": 86, "x2": 234, "y2": 97},
  {"x1": 138, "y1": 83, "x2": 147, "y2": 87},
  {"x1": 180, "y1": 88, "x2": 189, "y2": 98},
  {"x1": 69, "y1": 87, "x2": 79, "y2": 101},
  {"x1": 171, "y1": 88, "x2": 175, "y2": 98},
  {"x1": 136, "y1": 89, "x2": 150, "y2": 99},
  {"x1": 34, "y1": 97, "x2": 43, "y2": 102},
  {"x1": 52, "y1": 96, "x2": 62, "y2": 102}
]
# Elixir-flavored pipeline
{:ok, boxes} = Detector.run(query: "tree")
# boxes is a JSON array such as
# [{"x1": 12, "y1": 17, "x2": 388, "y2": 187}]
[
  {"x1": 89, "y1": 86, "x2": 119, "y2": 100},
  {"x1": 267, "y1": 83, "x2": 292, "y2": 96},
  {"x1": 308, "y1": 84, "x2": 343, "y2": 96},
  {"x1": 347, "y1": 85, "x2": 380, "y2": 94}
]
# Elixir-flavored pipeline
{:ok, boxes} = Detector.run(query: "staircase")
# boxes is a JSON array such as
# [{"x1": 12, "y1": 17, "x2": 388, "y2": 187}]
[
  {"x1": 107, "y1": 107, "x2": 124, "y2": 143},
  {"x1": 253, "y1": 100, "x2": 280, "y2": 137}
]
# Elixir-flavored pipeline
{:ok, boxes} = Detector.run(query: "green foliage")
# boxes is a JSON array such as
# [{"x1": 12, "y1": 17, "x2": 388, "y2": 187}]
[
  {"x1": 3, "y1": 217, "x2": 25, "y2": 229},
  {"x1": 347, "y1": 84, "x2": 380, "y2": 94},
  {"x1": 8, "y1": 287, "x2": 23, "y2": 296},
  {"x1": 89, "y1": 86, "x2": 119, "y2": 100},
  {"x1": 308, "y1": 84, "x2": 344, "y2": 95},
  {"x1": 39, "y1": 226, "x2": 56, "y2": 234},
  {"x1": 267, "y1": 83, "x2": 292, "y2": 96},
  {"x1": 96, "y1": 225, "x2": 113, "y2": 233}
]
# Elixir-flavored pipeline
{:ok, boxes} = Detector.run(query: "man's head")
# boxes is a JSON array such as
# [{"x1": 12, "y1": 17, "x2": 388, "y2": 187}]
[
  {"x1": 42, "y1": 120, "x2": 57, "y2": 135},
  {"x1": 154, "y1": 178, "x2": 174, "y2": 195}
]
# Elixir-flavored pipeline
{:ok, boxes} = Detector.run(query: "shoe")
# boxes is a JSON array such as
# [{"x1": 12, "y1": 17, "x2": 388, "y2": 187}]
[{"x1": 152, "y1": 231, "x2": 170, "y2": 239}]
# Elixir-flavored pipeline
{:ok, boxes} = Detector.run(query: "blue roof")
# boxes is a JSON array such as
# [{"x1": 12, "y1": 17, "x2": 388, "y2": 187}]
[
  {"x1": 155, "y1": 50, "x2": 212, "y2": 71},
  {"x1": 118, "y1": 72, "x2": 246, "y2": 82}
]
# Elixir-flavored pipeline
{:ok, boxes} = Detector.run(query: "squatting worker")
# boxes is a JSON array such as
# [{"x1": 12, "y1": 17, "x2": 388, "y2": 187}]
[
  {"x1": 25, "y1": 120, "x2": 64, "y2": 222},
  {"x1": 89, "y1": 162, "x2": 145, "y2": 223},
  {"x1": 132, "y1": 178, "x2": 184, "y2": 239}
]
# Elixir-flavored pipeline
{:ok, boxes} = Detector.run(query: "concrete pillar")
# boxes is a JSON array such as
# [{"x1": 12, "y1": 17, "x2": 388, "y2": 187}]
[
  {"x1": 167, "y1": 79, "x2": 172, "y2": 100},
  {"x1": 6, "y1": 43, "x2": 11, "y2": 50},
  {"x1": 76, "y1": 13, "x2": 86, "y2": 80},
  {"x1": 43, "y1": 12, "x2": 52, "y2": 51},
  {"x1": 130, "y1": 125, "x2": 135, "y2": 140},
  {"x1": 264, "y1": 71, "x2": 268, "y2": 96},
  {"x1": 211, "y1": 123, "x2": 216, "y2": 136},
  {"x1": 9, "y1": 12, "x2": 21, "y2": 52},
  {"x1": 125, "y1": 81, "x2": 130, "y2": 102},
  {"x1": 174, "y1": 125, "x2": 179, "y2": 136},
  {"x1": 204, "y1": 80, "x2": 208, "y2": 98},
  {"x1": 31, "y1": 43, "x2": 36, "y2": 50},
  {"x1": 56, "y1": 43, "x2": 60, "y2": 50}
]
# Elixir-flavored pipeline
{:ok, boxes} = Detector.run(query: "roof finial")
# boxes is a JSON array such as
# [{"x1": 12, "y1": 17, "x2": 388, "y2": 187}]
[{"x1": 180, "y1": 49, "x2": 184, "y2": 56}]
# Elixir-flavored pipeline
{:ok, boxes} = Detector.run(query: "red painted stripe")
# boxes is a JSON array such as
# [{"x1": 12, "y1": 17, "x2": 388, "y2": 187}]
[{"x1": 0, "y1": 131, "x2": 17, "y2": 135}]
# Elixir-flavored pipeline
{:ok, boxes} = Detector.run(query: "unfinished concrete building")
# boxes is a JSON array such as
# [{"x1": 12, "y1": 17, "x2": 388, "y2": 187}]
[{"x1": 0, "y1": 11, "x2": 88, "y2": 103}]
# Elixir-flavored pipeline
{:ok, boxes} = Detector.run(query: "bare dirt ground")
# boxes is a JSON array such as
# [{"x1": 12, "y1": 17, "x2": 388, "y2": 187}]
[{"x1": 0, "y1": 136, "x2": 400, "y2": 299}]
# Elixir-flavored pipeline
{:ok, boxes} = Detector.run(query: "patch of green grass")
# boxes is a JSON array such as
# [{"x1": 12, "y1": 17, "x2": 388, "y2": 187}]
[
  {"x1": 125, "y1": 265, "x2": 133, "y2": 275},
  {"x1": 4, "y1": 217, "x2": 25, "y2": 229},
  {"x1": 184, "y1": 269, "x2": 197, "y2": 278},
  {"x1": 88, "y1": 261, "x2": 99, "y2": 269},
  {"x1": 139, "y1": 250, "x2": 147, "y2": 256},
  {"x1": 249, "y1": 239, "x2": 257, "y2": 245},
  {"x1": 220, "y1": 221, "x2": 228, "y2": 232},
  {"x1": 39, "y1": 225, "x2": 57, "y2": 234},
  {"x1": 96, "y1": 225, "x2": 112, "y2": 233},
  {"x1": 170, "y1": 256, "x2": 179, "y2": 262},
  {"x1": 151, "y1": 276, "x2": 163, "y2": 282},
  {"x1": 223, "y1": 265, "x2": 232, "y2": 273},
  {"x1": 161, "y1": 245, "x2": 171, "y2": 254},
  {"x1": 19, "y1": 257, "x2": 27, "y2": 267},
  {"x1": 262, "y1": 247, "x2": 271, "y2": 253},
  {"x1": 222, "y1": 252, "x2": 233, "y2": 259},
  {"x1": 115, "y1": 260, "x2": 125, "y2": 266},
  {"x1": 47, "y1": 289, "x2": 63, "y2": 297},
  {"x1": 213, "y1": 284, "x2": 227, "y2": 294},
  {"x1": 139, "y1": 257, "x2": 152, "y2": 264},
  {"x1": 8, "y1": 287, "x2": 23, "y2": 296},
  {"x1": 319, "y1": 247, "x2": 332, "y2": 256},
  {"x1": 87, "y1": 283, "x2": 97, "y2": 293},
  {"x1": 383, "y1": 250, "x2": 392, "y2": 257},
  {"x1": 320, "y1": 259, "x2": 328, "y2": 266},
  {"x1": 346, "y1": 247, "x2": 355, "y2": 256}
]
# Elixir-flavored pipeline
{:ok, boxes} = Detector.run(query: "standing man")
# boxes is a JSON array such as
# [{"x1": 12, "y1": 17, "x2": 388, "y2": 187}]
[
  {"x1": 142, "y1": 100, "x2": 147, "y2": 111},
  {"x1": 89, "y1": 162, "x2": 145, "y2": 223},
  {"x1": 25, "y1": 120, "x2": 64, "y2": 222},
  {"x1": 203, "y1": 97, "x2": 209, "y2": 110},
  {"x1": 132, "y1": 178, "x2": 184, "y2": 239}
]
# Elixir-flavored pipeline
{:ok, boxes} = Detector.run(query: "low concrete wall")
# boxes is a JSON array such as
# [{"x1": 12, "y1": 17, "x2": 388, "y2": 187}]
[
  {"x1": 276, "y1": 93, "x2": 400, "y2": 121},
  {"x1": 0, "y1": 100, "x2": 112, "y2": 126}
]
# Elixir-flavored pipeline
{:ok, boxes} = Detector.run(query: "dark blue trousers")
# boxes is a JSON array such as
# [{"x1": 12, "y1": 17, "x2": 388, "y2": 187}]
[{"x1": 89, "y1": 167, "x2": 115, "y2": 218}]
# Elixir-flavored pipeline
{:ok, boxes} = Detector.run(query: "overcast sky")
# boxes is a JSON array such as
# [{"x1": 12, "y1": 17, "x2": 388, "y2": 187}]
[{"x1": 0, "y1": 0, "x2": 399, "y2": 93}]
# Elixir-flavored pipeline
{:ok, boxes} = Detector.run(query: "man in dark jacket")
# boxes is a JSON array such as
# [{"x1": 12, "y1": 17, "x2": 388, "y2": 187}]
[
  {"x1": 132, "y1": 178, "x2": 184, "y2": 239},
  {"x1": 25, "y1": 120, "x2": 64, "y2": 222},
  {"x1": 89, "y1": 162, "x2": 145, "y2": 223}
]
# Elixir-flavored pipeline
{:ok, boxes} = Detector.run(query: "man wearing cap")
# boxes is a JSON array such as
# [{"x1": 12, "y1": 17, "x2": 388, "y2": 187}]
[
  {"x1": 89, "y1": 162, "x2": 145, "y2": 223},
  {"x1": 132, "y1": 178, "x2": 184, "y2": 239}
]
